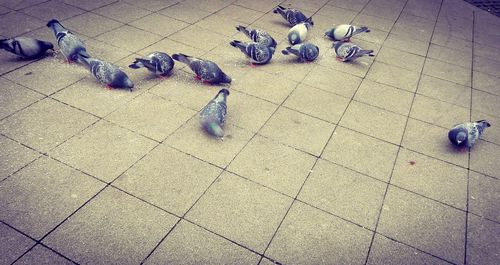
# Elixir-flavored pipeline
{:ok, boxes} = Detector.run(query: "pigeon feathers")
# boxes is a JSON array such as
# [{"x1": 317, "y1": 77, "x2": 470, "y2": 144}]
[
  {"x1": 325, "y1": 24, "x2": 370, "y2": 42},
  {"x1": 334, "y1": 41, "x2": 374, "y2": 62},
  {"x1": 0, "y1": 37, "x2": 53, "y2": 59},
  {"x1": 235, "y1": 26, "x2": 277, "y2": 48},
  {"x1": 282, "y1": 42, "x2": 319, "y2": 62},
  {"x1": 78, "y1": 55, "x2": 134, "y2": 90},
  {"x1": 172, "y1": 53, "x2": 231, "y2": 84},
  {"x1": 200, "y1": 88, "x2": 230, "y2": 138},
  {"x1": 273, "y1": 5, "x2": 310, "y2": 26},
  {"x1": 230, "y1": 40, "x2": 275, "y2": 65},
  {"x1": 448, "y1": 120, "x2": 491, "y2": 148},
  {"x1": 47, "y1": 19, "x2": 90, "y2": 62},
  {"x1": 129, "y1": 52, "x2": 174, "y2": 77}
]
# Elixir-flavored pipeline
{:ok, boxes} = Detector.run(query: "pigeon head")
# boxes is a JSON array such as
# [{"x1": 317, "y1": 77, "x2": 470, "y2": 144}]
[
  {"x1": 305, "y1": 17, "x2": 314, "y2": 26},
  {"x1": 46, "y1": 19, "x2": 60, "y2": 28},
  {"x1": 448, "y1": 127, "x2": 468, "y2": 146},
  {"x1": 218, "y1": 88, "x2": 230, "y2": 96},
  {"x1": 476, "y1": 120, "x2": 491, "y2": 127}
]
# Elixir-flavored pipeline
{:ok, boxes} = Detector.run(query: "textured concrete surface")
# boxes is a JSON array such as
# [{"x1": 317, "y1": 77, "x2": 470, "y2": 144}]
[{"x1": 0, "y1": 0, "x2": 499, "y2": 264}]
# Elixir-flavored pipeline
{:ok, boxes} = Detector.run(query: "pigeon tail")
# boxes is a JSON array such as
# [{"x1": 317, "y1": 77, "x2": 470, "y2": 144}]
[
  {"x1": 76, "y1": 53, "x2": 90, "y2": 67},
  {"x1": 235, "y1": 25, "x2": 250, "y2": 36},
  {"x1": 281, "y1": 49, "x2": 290, "y2": 55},
  {"x1": 354, "y1": 26, "x2": 370, "y2": 35},
  {"x1": 230, "y1": 40, "x2": 245, "y2": 49},
  {"x1": 221, "y1": 73, "x2": 232, "y2": 84},
  {"x1": 476, "y1": 120, "x2": 491, "y2": 127},
  {"x1": 172, "y1": 53, "x2": 191, "y2": 64},
  {"x1": 46, "y1": 19, "x2": 66, "y2": 34},
  {"x1": 273, "y1": 5, "x2": 285, "y2": 14},
  {"x1": 204, "y1": 122, "x2": 225, "y2": 138},
  {"x1": 128, "y1": 61, "x2": 143, "y2": 69},
  {"x1": 0, "y1": 39, "x2": 8, "y2": 50},
  {"x1": 357, "y1": 49, "x2": 374, "y2": 57}
]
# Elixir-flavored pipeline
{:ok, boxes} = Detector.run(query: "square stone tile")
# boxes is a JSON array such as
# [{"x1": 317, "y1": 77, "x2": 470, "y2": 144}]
[
  {"x1": 353, "y1": 28, "x2": 389, "y2": 46},
  {"x1": 217, "y1": 4, "x2": 264, "y2": 24},
  {"x1": 186, "y1": 171, "x2": 292, "y2": 253},
  {"x1": 234, "y1": 0, "x2": 282, "y2": 13},
  {"x1": 62, "y1": 0, "x2": 116, "y2": 11},
  {"x1": 0, "y1": 78, "x2": 44, "y2": 120},
  {"x1": 327, "y1": 0, "x2": 369, "y2": 12},
  {"x1": 283, "y1": 0, "x2": 329, "y2": 13},
  {"x1": 169, "y1": 25, "x2": 228, "y2": 52},
  {"x1": 340, "y1": 101, "x2": 407, "y2": 145},
  {"x1": 322, "y1": 127, "x2": 399, "y2": 182},
  {"x1": 83, "y1": 38, "x2": 132, "y2": 63},
  {"x1": 0, "y1": 156, "x2": 105, "y2": 239},
  {"x1": 144, "y1": 220, "x2": 261, "y2": 264},
  {"x1": 418, "y1": 74, "x2": 471, "y2": 108},
  {"x1": 130, "y1": 13, "x2": 189, "y2": 37},
  {"x1": 474, "y1": 43, "x2": 500, "y2": 63},
  {"x1": 467, "y1": 215, "x2": 500, "y2": 265},
  {"x1": 96, "y1": 25, "x2": 163, "y2": 52},
  {"x1": 366, "y1": 62, "x2": 421, "y2": 92},
  {"x1": 0, "y1": 98, "x2": 97, "y2": 152},
  {"x1": 139, "y1": 38, "x2": 204, "y2": 61},
  {"x1": 1, "y1": 0, "x2": 46, "y2": 10},
  {"x1": 473, "y1": 71, "x2": 500, "y2": 96},
  {"x1": 266, "y1": 201, "x2": 373, "y2": 265},
  {"x1": 474, "y1": 56, "x2": 500, "y2": 78},
  {"x1": 284, "y1": 83, "x2": 350, "y2": 123},
  {"x1": 354, "y1": 79, "x2": 413, "y2": 116},
  {"x1": 94, "y1": 1, "x2": 151, "y2": 23},
  {"x1": 423, "y1": 58, "x2": 472, "y2": 87},
  {"x1": 0, "y1": 11, "x2": 42, "y2": 36},
  {"x1": 431, "y1": 33, "x2": 473, "y2": 53},
  {"x1": 0, "y1": 135, "x2": 40, "y2": 181},
  {"x1": 392, "y1": 148, "x2": 468, "y2": 209},
  {"x1": 0, "y1": 50, "x2": 32, "y2": 75},
  {"x1": 50, "y1": 120, "x2": 157, "y2": 182},
  {"x1": 122, "y1": 0, "x2": 178, "y2": 11},
  {"x1": 62, "y1": 12, "x2": 123, "y2": 38},
  {"x1": 378, "y1": 186, "x2": 466, "y2": 264},
  {"x1": 410, "y1": 95, "x2": 470, "y2": 127},
  {"x1": 428, "y1": 44, "x2": 472, "y2": 69},
  {"x1": 106, "y1": 92, "x2": 196, "y2": 141},
  {"x1": 303, "y1": 65, "x2": 362, "y2": 98},
  {"x1": 43, "y1": 187, "x2": 179, "y2": 265},
  {"x1": 352, "y1": 14, "x2": 395, "y2": 32},
  {"x1": 228, "y1": 135, "x2": 316, "y2": 197},
  {"x1": 470, "y1": 141, "x2": 500, "y2": 179},
  {"x1": 367, "y1": 234, "x2": 452, "y2": 265},
  {"x1": 472, "y1": 89, "x2": 500, "y2": 117},
  {"x1": 402, "y1": 118, "x2": 468, "y2": 167},
  {"x1": 194, "y1": 14, "x2": 241, "y2": 37},
  {"x1": 15, "y1": 244, "x2": 74, "y2": 265},
  {"x1": 20, "y1": 0, "x2": 84, "y2": 21},
  {"x1": 231, "y1": 70, "x2": 298, "y2": 104},
  {"x1": 165, "y1": 118, "x2": 254, "y2": 168},
  {"x1": 434, "y1": 20, "x2": 472, "y2": 42},
  {"x1": 203, "y1": 47, "x2": 252, "y2": 81},
  {"x1": 316, "y1": 5, "x2": 357, "y2": 22},
  {"x1": 115, "y1": 144, "x2": 222, "y2": 216},
  {"x1": 183, "y1": 0, "x2": 230, "y2": 13},
  {"x1": 160, "y1": 2, "x2": 212, "y2": 23},
  {"x1": 384, "y1": 33, "x2": 429, "y2": 56},
  {"x1": 361, "y1": 2, "x2": 403, "y2": 22},
  {"x1": 469, "y1": 172, "x2": 500, "y2": 222},
  {"x1": 259, "y1": 107, "x2": 335, "y2": 156},
  {"x1": 299, "y1": 159, "x2": 386, "y2": 229},
  {"x1": 251, "y1": 12, "x2": 290, "y2": 34},
  {"x1": 375, "y1": 46, "x2": 425, "y2": 72},
  {"x1": 403, "y1": 0, "x2": 440, "y2": 20},
  {"x1": 254, "y1": 53, "x2": 317, "y2": 83},
  {"x1": 0, "y1": 222, "x2": 35, "y2": 265},
  {"x1": 225, "y1": 90, "x2": 278, "y2": 133}
]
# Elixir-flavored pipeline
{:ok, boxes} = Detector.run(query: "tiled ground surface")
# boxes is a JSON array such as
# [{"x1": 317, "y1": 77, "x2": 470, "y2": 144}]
[{"x1": 0, "y1": 0, "x2": 499, "y2": 264}]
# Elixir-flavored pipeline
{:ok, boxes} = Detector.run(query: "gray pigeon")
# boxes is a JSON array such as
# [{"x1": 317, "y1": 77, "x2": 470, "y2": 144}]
[
  {"x1": 0, "y1": 37, "x2": 53, "y2": 59},
  {"x1": 325, "y1": 24, "x2": 370, "y2": 42},
  {"x1": 172, "y1": 53, "x2": 232, "y2": 84},
  {"x1": 47, "y1": 19, "x2": 90, "y2": 62},
  {"x1": 230, "y1": 40, "x2": 275, "y2": 65},
  {"x1": 129, "y1": 52, "x2": 174, "y2": 77},
  {"x1": 334, "y1": 41, "x2": 374, "y2": 62},
  {"x1": 199, "y1": 88, "x2": 230, "y2": 138},
  {"x1": 282, "y1": 42, "x2": 319, "y2": 62},
  {"x1": 288, "y1": 17, "x2": 313, "y2": 45},
  {"x1": 78, "y1": 55, "x2": 134, "y2": 91},
  {"x1": 273, "y1": 5, "x2": 310, "y2": 26},
  {"x1": 235, "y1": 25, "x2": 277, "y2": 48},
  {"x1": 448, "y1": 120, "x2": 491, "y2": 148}
]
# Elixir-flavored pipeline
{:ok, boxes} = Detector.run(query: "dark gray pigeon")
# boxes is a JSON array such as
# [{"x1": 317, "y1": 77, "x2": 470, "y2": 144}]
[
  {"x1": 200, "y1": 88, "x2": 230, "y2": 138},
  {"x1": 47, "y1": 19, "x2": 89, "y2": 62},
  {"x1": 325, "y1": 24, "x2": 370, "y2": 42},
  {"x1": 235, "y1": 25, "x2": 277, "y2": 48},
  {"x1": 129, "y1": 52, "x2": 174, "y2": 77},
  {"x1": 230, "y1": 40, "x2": 275, "y2": 65},
  {"x1": 334, "y1": 41, "x2": 374, "y2": 62},
  {"x1": 0, "y1": 37, "x2": 53, "y2": 59},
  {"x1": 282, "y1": 42, "x2": 319, "y2": 62},
  {"x1": 172, "y1": 53, "x2": 231, "y2": 84},
  {"x1": 273, "y1": 5, "x2": 310, "y2": 26},
  {"x1": 448, "y1": 120, "x2": 491, "y2": 148},
  {"x1": 78, "y1": 55, "x2": 134, "y2": 91}
]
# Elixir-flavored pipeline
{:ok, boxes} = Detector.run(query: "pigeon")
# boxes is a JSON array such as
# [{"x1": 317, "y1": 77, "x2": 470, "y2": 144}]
[
  {"x1": 288, "y1": 17, "x2": 313, "y2": 45},
  {"x1": 172, "y1": 53, "x2": 232, "y2": 84},
  {"x1": 272, "y1": 5, "x2": 310, "y2": 26},
  {"x1": 77, "y1": 55, "x2": 134, "y2": 91},
  {"x1": 235, "y1": 25, "x2": 277, "y2": 48},
  {"x1": 229, "y1": 40, "x2": 275, "y2": 65},
  {"x1": 281, "y1": 42, "x2": 319, "y2": 62},
  {"x1": 333, "y1": 41, "x2": 374, "y2": 62},
  {"x1": 47, "y1": 19, "x2": 90, "y2": 62},
  {"x1": 448, "y1": 120, "x2": 491, "y2": 148},
  {"x1": 129, "y1": 52, "x2": 174, "y2": 77},
  {"x1": 325, "y1": 24, "x2": 370, "y2": 42},
  {"x1": 199, "y1": 88, "x2": 230, "y2": 138},
  {"x1": 0, "y1": 37, "x2": 53, "y2": 59}
]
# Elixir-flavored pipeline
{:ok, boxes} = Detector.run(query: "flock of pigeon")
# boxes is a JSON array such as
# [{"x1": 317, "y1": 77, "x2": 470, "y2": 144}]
[{"x1": 0, "y1": 5, "x2": 491, "y2": 147}]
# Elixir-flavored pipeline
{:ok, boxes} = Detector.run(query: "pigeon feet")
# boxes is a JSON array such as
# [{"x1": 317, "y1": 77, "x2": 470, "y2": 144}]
[
  {"x1": 105, "y1": 85, "x2": 113, "y2": 90},
  {"x1": 194, "y1": 75, "x2": 201, "y2": 80}
]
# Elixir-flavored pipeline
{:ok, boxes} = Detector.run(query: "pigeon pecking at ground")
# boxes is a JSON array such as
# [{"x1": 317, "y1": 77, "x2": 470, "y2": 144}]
[
  {"x1": 282, "y1": 42, "x2": 319, "y2": 62},
  {"x1": 0, "y1": 37, "x2": 53, "y2": 59},
  {"x1": 77, "y1": 55, "x2": 134, "y2": 91},
  {"x1": 235, "y1": 25, "x2": 277, "y2": 48},
  {"x1": 129, "y1": 52, "x2": 175, "y2": 77},
  {"x1": 199, "y1": 88, "x2": 230, "y2": 138},
  {"x1": 46, "y1": 19, "x2": 90, "y2": 63},
  {"x1": 273, "y1": 5, "x2": 310, "y2": 26},
  {"x1": 333, "y1": 41, "x2": 374, "y2": 62},
  {"x1": 172, "y1": 53, "x2": 232, "y2": 85},
  {"x1": 325, "y1": 24, "x2": 370, "y2": 42},
  {"x1": 448, "y1": 120, "x2": 491, "y2": 148},
  {"x1": 230, "y1": 40, "x2": 275, "y2": 65},
  {"x1": 288, "y1": 17, "x2": 313, "y2": 45}
]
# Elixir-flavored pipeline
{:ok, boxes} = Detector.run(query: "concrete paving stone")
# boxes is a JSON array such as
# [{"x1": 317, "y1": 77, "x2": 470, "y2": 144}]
[
  {"x1": 2, "y1": 0, "x2": 45, "y2": 10},
  {"x1": 375, "y1": 46, "x2": 425, "y2": 74},
  {"x1": 195, "y1": 14, "x2": 243, "y2": 37},
  {"x1": 423, "y1": 58, "x2": 472, "y2": 87},
  {"x1": 391, "y1": 23, "x2": 433, "y2": 43},
  {"x1": 418, "y1": 74, "x2": 471, "y2": 108},
  {"x1": 340, "y1": 101, "x2": 408, "y2": 145},
  {"x1": 327, "y1": 0, "x2": 370, "y2": 12},
  {"x1": 472, "y1": 89, "x2": 500, "y2": 118},
  {"x1": 20, "y1": 0, "x2": 84, "y2": 21},
  {"x1": 114, "y1": 144, "x2": 222, "y2": 216},
  {"x1": 469, "y1": 172, "x2": 500, "y2": 222},
  {"x1": 165, "y1": 118, "x2": 254, "y2": 168},
  {"x1": 0, "y1": 135, "x2": 40, "y2": 181},
  {"x1": 402, "y1": 118, "x2": 468, "y2": 168},
  {"x1": 281, "y1": 0, "x2": 328, "y2": 13},
  {"x1": 0, "y1": 156, "x2": 105, "y2": 239},
  {"x1": 62, "y1": 0, "x2": 116, "y2": 11},
  {"x1": 62, "y1": 12, "x2": 123, "y2": 38},
  {"x1": 183, "y1": 0, "x2": 231, "y2": 13},
  {"x1": 0, "y1": 222, "x2": 35, "y2": 265},
  {"x1": 316, "y1": 5, "x2": 357, "y2": 22},
  {"x1": 83, "y1": 38, "x2": 132, "y2": 63},
  {"x1": 93, "y1": 1, "x2": 151, "y2": 23},
  {"x1": 130, "y1": 13, "x2": 189, "y2": 37},
  {"x1": 394, "y1": 12, "x2": 436, "y2": 32},
  {"x1": 160, "y1": 2, "x2": 212, "y2": 24},
  {"x1": 233, "y1": 0, "x2": 282, "y2": 13},
  {"x1": 169, "y1": 25, "x2": 229, "y2": 52},
  {"x1": 427, "y1": 44, "x2": 472, "y2": 69},
  {"x1": 392, "y1": 148, "x2": 468, "y2": 209},
  {"x1": 360, "y1": 2, "x2": 403, "y2": 22},
  {"x1": 0, "y1": 77, "x2": 44, "y2": 120},
  {"x1": 266, "y1": 201, "x2": 373, "y2": 265},
  {"x1": 105, "y1": 92, "x2": 196, "y2": 141},
  {"x1": 14, "y1": 245, "x2": 74, "y2": 265},
  {"x1": 250, "y1": 12, "x2": 290, "y2": 34},
  {"x1": 260, "y1": 257, "x2": 282, "y2": 265},
  {"x1": 0, "y1": 11, "x2": 42, "y2": 36},
  {"x1": 322, "y1": 127, "x2": 399, "y2": 182},
  {"x1": 410, "y1": 94, "x2": 470, "y2": 127},
  {"x1": 474, "y1": 56, "x2": 500, "y2": 78},
  {"x1": 139, "y1": 38, "x2": 205, "y2": 61},
  {"x1": 228, "y1": 135, "x2": 316, "y2": 197},
  {"x1": 49, "y1": 119, "x2": 157, "y2": 182},
  {"x1": 186, "y1": 171, "x2": 293, "y2": 253},
  {"x1": 402, "y1": 0, "x2": 440, "y2": 20},
  {"x1": 204, "y1": 47, "x2": 253, "y2": 81},
  {"x1": 434, "y1": 18, "x2": 473, "y2": 42},
  {"x1": 144, "y1": 220, "x2": 261, "y2": 264},
  {"x1": 366, "y1": 234, "x2": 452, "y2": 265},
  {"x1": 352, "y1": 14, "x2": 396, "y2": 32},
  {"x1": 378, "y1": 186, "x2": 466, "y2": 264},
  {"x1": 284, "y1": 83, "x2": 350, "y2": 123},
  {"x1": 474, "y1": 42, "x2": 500, "y2": 63},
  {"x1": 467, "y1": 215, "x2": 500, "y2": 265},
  {"x1": 0, "y1": 98, "x2": 98, "y2": 152},
  {"x1": 309, "y1": 14, "x2": 354, "y2": 37},
  {"x1": 354, "y1": 79, "x2": 414, "y2": 116},
  {"x1": 353, "y1": 27, "x2": 390, "y2": 46},
  {"x1": 0, "y1": 50, "x2": 33, "y2": 75},
  {"x1": 225, "y1": 90, "x2": 278, "y2": 133},
  {"x1": 298, "y1": 159, "x2": 386, "y2": 229},
  {"x1": 255, "y1": 53, "x2": 317, "y2": 83},
  {"x1": 431, "y1": 33, "x2": 473, "y2": 53},
  {"x1": 95, "y1": 25, "x2": 163, "y2": 53},
  {"x1": 122, "y1": 0, "x2": 178, "y2": 11},
  {"x1": 259, "y1": 107, "x2": 335, "y2": 156},
  {"x1": 43, "y1": 187, "x2": 179, "y2": 265},
  {"x1": 471, "y1": 110, "x2": 499, "y2": 145},
  {"x1": 384, "y1": 33, "x2": 429, "y2": 56},
  {"x1": 303, "y1": 65, "x2": 362, "y2": 98},
  {"x1": 474, "y1": 30, "x2": 500, "y2": 50},
  {"x1": 470, "y1": 141, "x2": 500, "y2": 179},
  {"x1": 366, "y1": 62, "x2": 420, "y2": 93},
  {"x1": 217, "y1": 4, "x2": 264, "y2": 24}
]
